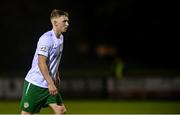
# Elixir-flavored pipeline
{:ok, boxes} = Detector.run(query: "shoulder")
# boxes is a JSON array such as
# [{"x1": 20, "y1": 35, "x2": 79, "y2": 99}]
[{"x1": 38, "y1": 31, "x2": 54, "y2": 45}]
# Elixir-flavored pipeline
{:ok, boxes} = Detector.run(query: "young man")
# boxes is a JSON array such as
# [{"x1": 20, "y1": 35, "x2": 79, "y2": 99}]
[{"x1": 20, "y1": 9, "x2": 69, "y2": 114}]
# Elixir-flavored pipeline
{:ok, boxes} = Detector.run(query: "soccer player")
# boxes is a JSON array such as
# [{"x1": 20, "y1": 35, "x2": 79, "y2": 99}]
[{"x1": 20, "y1": 9, "x2": 69, "y2": 115}]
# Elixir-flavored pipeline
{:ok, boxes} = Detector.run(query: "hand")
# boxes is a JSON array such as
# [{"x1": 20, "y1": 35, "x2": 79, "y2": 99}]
[{"x1": 48, "y1": 83, "x2": 57, "y2": 96}]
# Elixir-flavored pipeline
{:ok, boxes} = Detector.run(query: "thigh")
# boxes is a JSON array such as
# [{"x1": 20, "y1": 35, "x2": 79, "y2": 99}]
[{"x1": 20, "y1": 81, "x2": 49, "y2": 113}]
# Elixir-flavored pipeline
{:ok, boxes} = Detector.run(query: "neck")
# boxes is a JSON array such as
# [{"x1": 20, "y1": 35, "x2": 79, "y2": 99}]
[
  {"x1": 56, "y1": 32, "x2": 61, "y2": 38},
  {"x1": 53, "y1": 29, "x2": 61, "y2": 38}
]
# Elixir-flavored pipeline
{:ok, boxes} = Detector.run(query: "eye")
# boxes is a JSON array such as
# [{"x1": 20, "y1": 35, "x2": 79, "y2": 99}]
[{"x1": 63, "y1": 20, "x2": 68, "y2": 23}]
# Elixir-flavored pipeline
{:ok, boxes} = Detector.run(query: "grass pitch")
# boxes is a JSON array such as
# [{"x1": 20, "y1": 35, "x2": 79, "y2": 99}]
[{"x1": 0, "y1": 99, "x2": 180, "y2": 114}]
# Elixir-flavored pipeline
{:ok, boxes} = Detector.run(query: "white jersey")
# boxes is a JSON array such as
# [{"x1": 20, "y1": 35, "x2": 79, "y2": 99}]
[{"x1": 25, "y1": 30, "x2": 64, "y2": 88}]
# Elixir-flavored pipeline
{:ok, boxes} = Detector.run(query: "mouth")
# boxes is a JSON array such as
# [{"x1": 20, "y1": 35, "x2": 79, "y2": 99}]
[{"x1": 64, "y1": 27, "x2": 68, "y2": 31}]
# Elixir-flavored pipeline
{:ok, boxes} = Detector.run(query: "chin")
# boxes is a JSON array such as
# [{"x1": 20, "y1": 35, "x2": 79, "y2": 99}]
[{"x1": 63, "y1": 30, "x2": 67, "y2": 32}]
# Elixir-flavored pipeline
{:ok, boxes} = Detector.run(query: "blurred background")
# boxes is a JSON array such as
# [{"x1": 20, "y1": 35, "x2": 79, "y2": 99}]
[{"x1": 0, "y1": 0, "x2": 180, "y2": 114}]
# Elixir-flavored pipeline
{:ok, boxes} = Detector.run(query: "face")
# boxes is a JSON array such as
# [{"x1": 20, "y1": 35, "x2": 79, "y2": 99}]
[{"x1": 53, "y1": 15, "x2": 69, "y2": 33}]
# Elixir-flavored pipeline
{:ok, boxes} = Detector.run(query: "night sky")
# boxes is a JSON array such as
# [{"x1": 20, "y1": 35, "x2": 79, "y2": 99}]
[{"x1": 0, "y1": 0, "x2": 179, "y2": 72}]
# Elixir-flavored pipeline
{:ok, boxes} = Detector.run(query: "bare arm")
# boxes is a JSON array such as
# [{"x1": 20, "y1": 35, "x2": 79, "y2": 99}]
[{"x1": 38, "y1": 54, "x2": 57, "y2": 96}]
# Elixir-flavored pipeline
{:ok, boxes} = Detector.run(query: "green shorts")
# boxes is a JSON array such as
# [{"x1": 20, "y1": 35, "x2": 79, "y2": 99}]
[{"x1": 20, "y1": 80, "x2": 63, "y2": 113}]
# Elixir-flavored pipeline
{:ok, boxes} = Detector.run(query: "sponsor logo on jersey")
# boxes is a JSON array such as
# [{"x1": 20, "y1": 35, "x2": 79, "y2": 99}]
[{"x1": 40, "y1": 46, "x2": 48, "y2": 52}]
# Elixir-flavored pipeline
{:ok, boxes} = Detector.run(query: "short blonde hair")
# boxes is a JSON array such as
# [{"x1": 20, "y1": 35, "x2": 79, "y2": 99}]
[{"x1": 50, "y1": 9, "x2": 69, "y2": 20}]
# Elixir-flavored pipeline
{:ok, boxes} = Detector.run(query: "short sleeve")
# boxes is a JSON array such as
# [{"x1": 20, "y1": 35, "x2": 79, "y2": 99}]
[{"x1": 37, "y1": 36, "x2": 51, "y2": 57}]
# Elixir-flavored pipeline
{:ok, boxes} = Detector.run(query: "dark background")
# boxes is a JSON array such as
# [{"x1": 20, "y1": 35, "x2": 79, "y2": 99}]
[{"x1": 0, "y1": 0, "x2": 179, "y2": 73}]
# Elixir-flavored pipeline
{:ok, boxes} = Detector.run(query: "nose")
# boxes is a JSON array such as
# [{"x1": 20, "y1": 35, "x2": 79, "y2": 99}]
[{"x1": 66, "y1": 22, "x2": 69, "y2": 27}]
